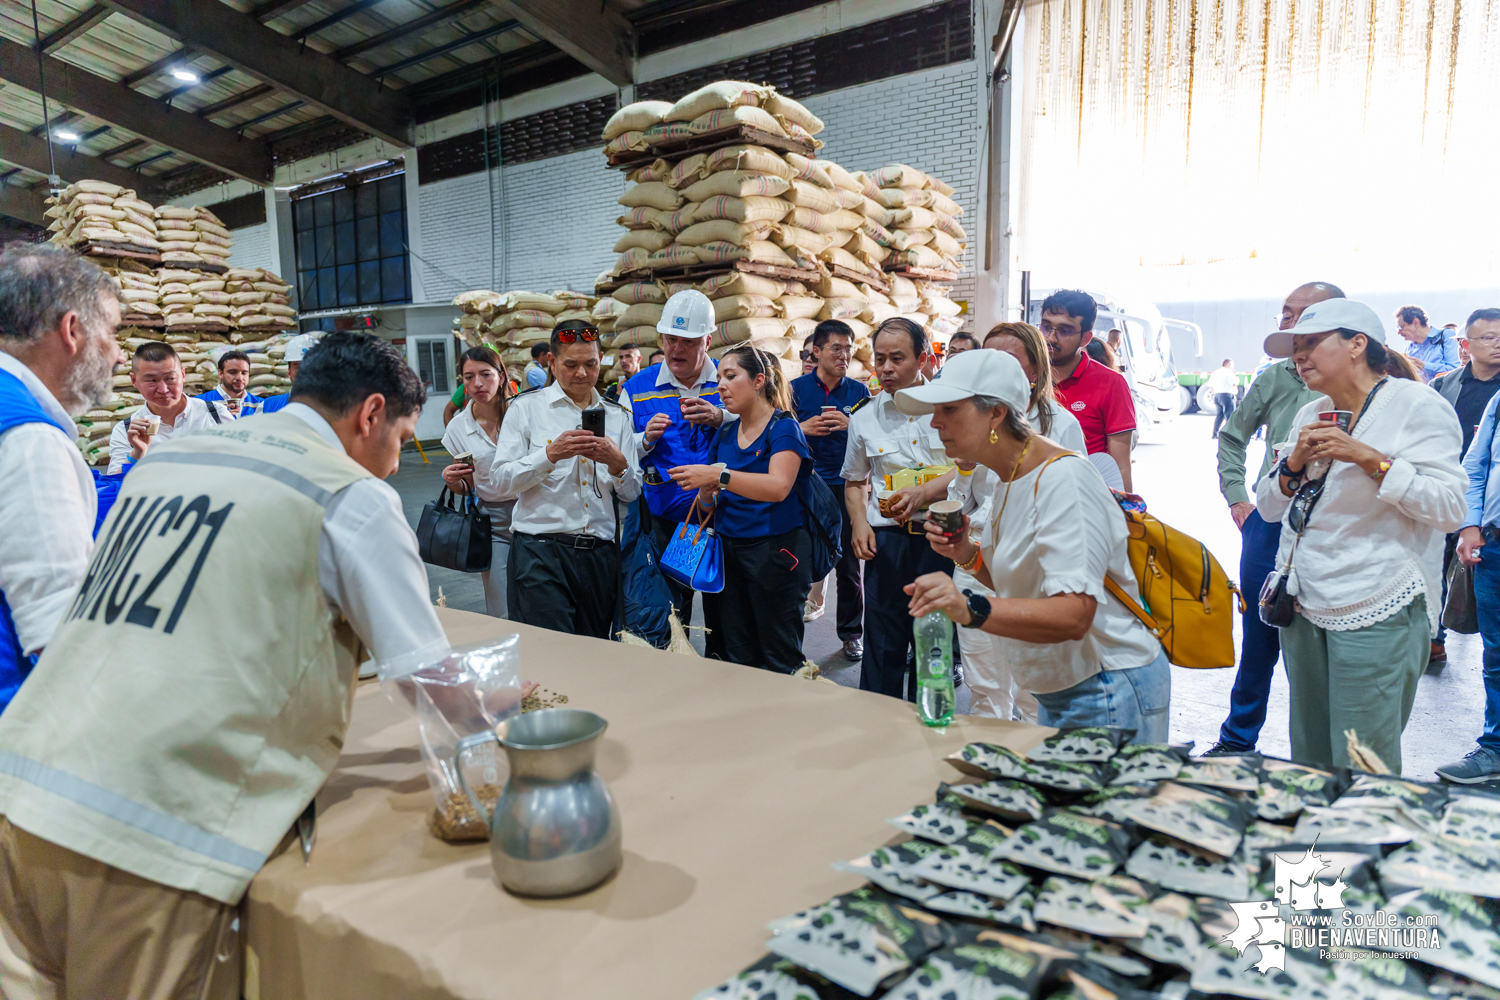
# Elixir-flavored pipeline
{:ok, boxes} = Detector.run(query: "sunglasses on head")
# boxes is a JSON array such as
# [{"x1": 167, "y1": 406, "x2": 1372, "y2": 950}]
[{"x1": 554, "y1": 326, "x2": 599, "y2": 344}]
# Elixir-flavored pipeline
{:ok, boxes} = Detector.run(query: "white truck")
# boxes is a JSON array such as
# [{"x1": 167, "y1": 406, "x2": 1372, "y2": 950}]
[{"x1": 1027, "y1": 289, "x2": 1203, "y2": 435}]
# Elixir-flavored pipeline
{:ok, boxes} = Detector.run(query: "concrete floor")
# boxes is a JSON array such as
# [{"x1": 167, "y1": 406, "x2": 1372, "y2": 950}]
[{"x1": 391, "y1": 412, "x2": 1487, "y2": 780}]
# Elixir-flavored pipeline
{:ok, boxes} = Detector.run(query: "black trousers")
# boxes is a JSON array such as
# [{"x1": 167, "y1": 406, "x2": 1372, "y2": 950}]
[
  {"x1": 861, "y1": 526, "x2": 953, "y2": 701},
  {"x1": 719, "y1": 527, "x2": 814, "y2": 674},
  {"x1": 651, "y1": 516, "x2": 726, "y2": 659},
  {"x1": 507, "y1": 532, "x2": 620, "y2": 640},
  {"x1": 1212, "y1": 392, "x2": 1236, "y2": 436},
  {"x1": 833, "y1": 484, "x2": 864, "y2": 640}
]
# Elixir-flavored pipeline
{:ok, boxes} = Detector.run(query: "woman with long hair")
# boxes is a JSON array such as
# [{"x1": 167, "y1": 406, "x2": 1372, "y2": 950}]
[
  {"x1": 441, "y1": 345, "x2": 515, "y2": 618},
  {"x1": 902, "y1": 349, "x2": 1171, "y2": 740},
  {"x1": 1257, "y1": 300, "x2": 1464, "y2": 771},
  {"x1": 669, "y1": 344, "x2": 814, "y2": 673}
]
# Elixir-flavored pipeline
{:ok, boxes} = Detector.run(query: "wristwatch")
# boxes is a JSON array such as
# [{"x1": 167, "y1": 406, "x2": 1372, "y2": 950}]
[
  {"x1": 1278, "y1": 456, "x2": 1306, "y2": 490},
  {"x1": 719, "y1": 468, "x2": 732, "y2": 488},
  {"x1": 960, "y1": 589, "x2": 991, "y2": 630}
]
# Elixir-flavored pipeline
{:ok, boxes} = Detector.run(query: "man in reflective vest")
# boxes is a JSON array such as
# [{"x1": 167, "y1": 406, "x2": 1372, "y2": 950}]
[
  {"x1": 618, "y1": 290, "x2": 728, "y2": 657},
  {"x1": 0, "y1": 332, "x2": 457, "y2": 998},
  {"x1": 0, "y1": 245, "x2": 123, "y2": 714}
]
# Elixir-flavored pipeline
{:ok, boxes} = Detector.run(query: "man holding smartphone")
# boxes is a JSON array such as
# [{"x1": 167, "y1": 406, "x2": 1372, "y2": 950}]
[
  {"x1": 791, "y1": 320, "x2": 870, "y2": 659},
  {"x1": 492, "y1": 320, "x2": 641, "y2": 638}
]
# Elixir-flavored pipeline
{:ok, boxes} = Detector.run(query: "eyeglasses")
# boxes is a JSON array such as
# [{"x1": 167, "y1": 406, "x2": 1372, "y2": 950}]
[
  {"x1": 799, "y1": 351, "x2": 814, "y2": 361},
  {"x1": 1038, "y1": 321, "x2": 1083, "y2": 339},
  {"x1": 1288, "y1": 477, "x2": 1326, "y2": 533},
  {"x1": 554, "y1": 326, "x2": 599, "y2": 344},
  {"x1": 1470, "y1": 334, "x2": 1500, "y2": 346}
]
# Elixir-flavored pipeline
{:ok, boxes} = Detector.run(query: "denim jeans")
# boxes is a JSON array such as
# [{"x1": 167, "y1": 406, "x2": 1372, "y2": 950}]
[
  {"x1": 1218, "y1": 509, "x2": 1283, "y2": 749},
  {"x1": 1033, "y1": 649, "x2": 1171, "y2": 744},
  {"x1": 1473, "y1": 539, "x2": 1500, "y2": 752}
]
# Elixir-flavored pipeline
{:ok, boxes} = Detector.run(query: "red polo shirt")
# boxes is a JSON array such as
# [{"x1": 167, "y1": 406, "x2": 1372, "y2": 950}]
[{"x1": 1053, "y1": 353, "x2": 1136, "y2": 454}]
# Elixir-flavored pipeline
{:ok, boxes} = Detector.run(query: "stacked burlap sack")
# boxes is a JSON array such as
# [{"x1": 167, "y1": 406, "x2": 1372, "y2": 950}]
[
  {"x1": 224, "y1": 268, "x2": 295, "y2": 333},
  {"x1": 73, "y1": 394, "x2": 138, "y2": 467},
  {"x1": 154, "y1": 205, "x2": 233, "y2": 267},
  {"x1": 860, "y1": 162, "x2": 968, "y2": 278},
  {"x1": 45, "y1": 182, "x2": 161, "y2": 251},
  {"x1": 600, "y1": 80, "x2": 823, "y2": 163},
  {"x1": 449, "y1": 290, "x2": 596, "y2": 379}
]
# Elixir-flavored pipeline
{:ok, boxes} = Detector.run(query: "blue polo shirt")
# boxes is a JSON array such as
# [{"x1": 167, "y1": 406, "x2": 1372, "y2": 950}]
[
  {"x1": 713, "y1": 415, "x2": 811, "y2": 538},
  {"x1": 790, "y1": 372, "x2": 869, "y2": 487}
]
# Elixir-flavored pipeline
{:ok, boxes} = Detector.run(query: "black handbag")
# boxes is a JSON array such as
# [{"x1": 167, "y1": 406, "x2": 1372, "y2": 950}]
[
  {"x1": 1443, "y1": 556, "x2": 1479, "y2": 634},
  {"x1": 416, "y1": 486, "x2": 492, "y2": 573}
]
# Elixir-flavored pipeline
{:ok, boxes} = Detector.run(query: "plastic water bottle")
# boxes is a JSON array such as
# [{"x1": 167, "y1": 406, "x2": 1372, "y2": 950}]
[{"x1": 915, "y1": 611, "x2": 955, "y2": 726}]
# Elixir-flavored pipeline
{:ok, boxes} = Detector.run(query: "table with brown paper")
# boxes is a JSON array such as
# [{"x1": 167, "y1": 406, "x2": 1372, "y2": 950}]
[{"x1": 243, "y1": 607, "x2": 1054, "y2": 999}]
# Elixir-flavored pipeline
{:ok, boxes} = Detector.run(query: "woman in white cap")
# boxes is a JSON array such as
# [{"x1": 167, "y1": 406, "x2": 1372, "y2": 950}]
[
  {"x1": 901, "y1": 349, "x2": 1170, "y2": 741},
  {"x1": 1256, "y1": 298, "x2": 1465, "y2": 772}
]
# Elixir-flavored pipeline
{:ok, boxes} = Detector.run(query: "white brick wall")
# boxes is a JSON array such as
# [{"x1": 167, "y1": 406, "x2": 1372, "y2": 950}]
[
  {"x1": 412, "y1": 61, "x2": 984, "y2": 314},
  {"x1": 415, "y1": 147, "x2": 625, "y2": 301},
  {"x1": 226, "y1": 222, "x2": 277, "y2": 274},
  {"x1": 806, "y1": 60, "x2": 985, "y2": 330}
]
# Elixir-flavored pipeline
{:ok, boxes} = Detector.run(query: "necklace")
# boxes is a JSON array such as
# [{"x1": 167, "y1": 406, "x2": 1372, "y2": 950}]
[{"x1": 989, "y1": 438, "x2": 1033, "y2": 540}]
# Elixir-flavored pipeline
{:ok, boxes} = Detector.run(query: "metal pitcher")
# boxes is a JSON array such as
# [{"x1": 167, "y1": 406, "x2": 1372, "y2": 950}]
[{"x1": 455, "y1": 708, "x2": 621, "y2": 897}]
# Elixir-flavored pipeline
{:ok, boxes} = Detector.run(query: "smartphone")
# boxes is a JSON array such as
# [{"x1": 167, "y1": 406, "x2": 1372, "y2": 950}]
[{"x1": 582, "y1": 408, "x2": 606, "y2": 437}]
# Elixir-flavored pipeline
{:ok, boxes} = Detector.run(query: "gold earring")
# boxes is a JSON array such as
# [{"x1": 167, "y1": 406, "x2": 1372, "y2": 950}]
[{"x1": 989, "y1": 428, "x2": 999, "y2": 443}]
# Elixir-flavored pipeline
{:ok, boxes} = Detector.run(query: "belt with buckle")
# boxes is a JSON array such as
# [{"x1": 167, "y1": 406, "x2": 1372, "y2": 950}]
[
  {"x1": 539, "y1": 532, "x2": 609, "y2": 550},
  {"x1": 1483, "y1": 524, "x2": 1500, "y2": 543}
]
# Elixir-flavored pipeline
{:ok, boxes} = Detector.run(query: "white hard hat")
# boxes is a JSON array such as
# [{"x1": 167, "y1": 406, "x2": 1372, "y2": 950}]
[
  {"x1": 656, "y1": 289, "x2": 715, "y2": 339},
  {"x1": 283, "y1": 333, "x2": 318, "y2": 363}
]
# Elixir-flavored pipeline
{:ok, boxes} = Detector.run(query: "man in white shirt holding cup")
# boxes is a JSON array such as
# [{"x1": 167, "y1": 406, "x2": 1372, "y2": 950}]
[{"x1": 107, "y1": 342, "x2": 222, "y2": 474}]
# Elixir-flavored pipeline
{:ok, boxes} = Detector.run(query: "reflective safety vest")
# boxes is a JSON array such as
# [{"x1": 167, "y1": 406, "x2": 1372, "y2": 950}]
[
  {"x1": 0, "y1": 411, "x2": 370, "y2": 904},
  {"x1": 0, "y1": 368, "x2": 75, "y2": 714},
  {"x1": 623, "y1": 363, "x2": 721, "y2": 523}
]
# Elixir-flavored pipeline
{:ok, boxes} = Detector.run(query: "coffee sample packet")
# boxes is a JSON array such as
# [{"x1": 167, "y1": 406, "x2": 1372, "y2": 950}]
[
  {"x1": 833, "y1": 840, "x2": 946, "y2": 902},
  {"x1": 924, "y1": 887, "x2": 1039, "y2": 932},
  {"x1": 949, "y1": 743, "x2": 1039, "y2": 782},
  {"x1": 1433, "y1": 789, "x2": 1500, "y2": 853},
  {"x1": 765, "y1": 886, "x2": 952, "y2": 997},
  {"x1": 1378, "y1": 834, "x2": 1500, "y2": 899},
  {"x1": 948, "y1": 780, "x2": 1048, "y2": 824},
  {"x1": 1375, "y1": 888, "x2": 1500, "y2": 989},
  {"x1": 1024, "y1": 760, "x2": 1110, "y2": 795},
  {"x1": 1109, "y1": 744, "x2": 1191, "y2": 786},
  {"x1": 1125, "y1": 782, "x2": 1250, "y2": 859},
  {"x1": 994, "y1": 810, "x2": 1134, "y2": 879},
  {"x1": 883, "y1": 925, "x2": 1065, "y2": 1000},
  {"x1": 887, "y1": 787, "x2": 981, "y2": 845},
  {"x1": 1128, "y1": 892, "x2": 1204, "y2": 969},
  {"x1": 693, "y1": 955, "x2": 856, "y2": 1000},
  {"x1": 1190, "y1": 940, "x2": 1335, "y2": 1000},
  {"x1": 1071, "y1": 784, "x2": 1158, "y2": 824},
  {"x1": 1327, "y1": 953, "x2": 1429, "y2": 1000},
  {"x1": 1042, "y1": 926, "x2": 1153, "y2": 979},
  {"x1": 1253, "y1": 758, "x2": 1350, "y2": 822},
  {"x1": 1178, "y1": 755, "x2": 1261, "y2": 793},
  {"x1": 1124, "y1": 836, "x2": 1253, "y2": 901},
  {"x1": 1291, "y1": 807, "x2": 1418, "y2": 845},
  {"x1": 1028, "y1": 727, "x2": 1135, "y2": 764},
  {"x1": 1033, "y1": 875, "x2": 1152, "y2": 938},
  {"x1": 908, "y1": 820, "x2": 1032, "y2": 899},
  {"x1": 1332, "y1": 775, "x2": 1448, "y2": 828}
]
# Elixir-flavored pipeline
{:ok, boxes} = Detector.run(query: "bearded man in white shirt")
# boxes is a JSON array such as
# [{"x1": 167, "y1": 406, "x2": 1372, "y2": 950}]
[
  {"x1": 107, "y1": 341, "x2": 224, "y2": 473},
  {"x1": 0, "y1": 245, "x2": 123, "y2": 714},
  {"x1": 493, "y1": 320, "x2": 642, "y2": 638}
]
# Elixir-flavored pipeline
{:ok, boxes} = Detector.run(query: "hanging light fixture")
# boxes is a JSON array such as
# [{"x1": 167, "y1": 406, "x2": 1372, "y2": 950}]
[{"x1": 170, "y1": 68, "x2": 200, "y2": 83}]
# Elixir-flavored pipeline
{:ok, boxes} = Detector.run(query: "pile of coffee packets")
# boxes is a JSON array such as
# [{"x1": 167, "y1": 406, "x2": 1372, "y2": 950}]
[{"x1": 693, "y1": 728, "x2": 1500, "y2": 1000}]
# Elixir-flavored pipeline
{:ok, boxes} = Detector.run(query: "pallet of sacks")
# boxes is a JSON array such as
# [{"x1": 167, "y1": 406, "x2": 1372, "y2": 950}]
[
  {"x1": 73, "y1": 394, "x2": 140, "y2": 468},
  {"x1": 234, "y1": 332, "x2": 300, "y2": 399},
  {"x1": 45, "y1": 181, "x2": 162, "y2": 260},
  {"x1": 224, "y1": 268, "x2": 296, "y2": 334},
  {"x1": 601, "y1": 81, "x2": 823, "y2": 166},
  {"x1": 449, "y1": 290, "x2": 596, "y2": 382},
  {"x1": 860, "y1": 163, "x2": 967, "y2": 281},
  {"x1": 154, "y1": 205, "x2": 233, "y2": 269}
]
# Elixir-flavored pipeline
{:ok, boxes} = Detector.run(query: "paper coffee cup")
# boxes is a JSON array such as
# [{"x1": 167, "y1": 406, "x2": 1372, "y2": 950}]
[
  {"x1": 876, "y1": 489, "x2": 897, "y2": 517},
  {"x1": 1318, "y1": 410, "x2": 1353, "y2": 433},
  {"x1": 928, "y1": 499, "x2": 964, "y2": 535}
]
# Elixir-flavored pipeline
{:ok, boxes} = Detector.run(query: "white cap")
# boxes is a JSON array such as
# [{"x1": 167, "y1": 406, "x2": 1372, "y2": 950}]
[
  {"x1": 283, "y1": 333, "x2": 318, "y2": 363},
  {"x1": 894, "y1": 349, "x2": 1031, "y2": 417},
  {"x1": 1264, "y1": 298, "x2": 1383, "y2": 358},
  {"x1": 657, "y1": 289, "x2": 715, "y2": 339}
]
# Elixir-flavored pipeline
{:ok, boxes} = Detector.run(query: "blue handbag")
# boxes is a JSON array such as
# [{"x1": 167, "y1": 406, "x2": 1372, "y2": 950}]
[{"x1": 659, "y1": 500, "x2": 724, "y2": 594}]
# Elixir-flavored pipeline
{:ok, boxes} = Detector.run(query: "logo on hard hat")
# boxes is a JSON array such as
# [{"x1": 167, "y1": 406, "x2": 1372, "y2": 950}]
[{"x1": 675, "y1": 316, "x2": 686, "y2": 327}]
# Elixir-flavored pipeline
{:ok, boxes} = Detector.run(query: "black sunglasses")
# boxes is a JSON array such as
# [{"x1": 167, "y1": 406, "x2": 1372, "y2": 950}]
[{"x1": 1288, "y1": 477, "x2": 1326, "y2": 533}]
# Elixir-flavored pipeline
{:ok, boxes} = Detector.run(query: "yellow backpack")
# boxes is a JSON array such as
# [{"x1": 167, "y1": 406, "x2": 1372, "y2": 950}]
[{"x1": 1036, "y1": 455, "x2": 1245, "y2": 668}]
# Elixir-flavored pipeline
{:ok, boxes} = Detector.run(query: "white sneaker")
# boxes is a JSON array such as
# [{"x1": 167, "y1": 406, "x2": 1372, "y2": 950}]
[{"x1": 802, "y1": 600, "x2": 825, "y2": 622}]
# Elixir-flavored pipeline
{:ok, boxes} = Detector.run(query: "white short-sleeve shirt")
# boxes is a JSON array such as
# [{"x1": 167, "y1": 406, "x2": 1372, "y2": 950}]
[{"x1": 979, "y1": 453, "x2": 1160, "y2": 694}]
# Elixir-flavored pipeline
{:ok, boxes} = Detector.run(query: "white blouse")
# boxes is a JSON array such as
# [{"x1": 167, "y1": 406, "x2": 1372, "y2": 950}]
[
  {"x1": 949, "y1": 399, "x2": 1087, "y2": 533},
  {"x1": 441, "y1": 401, "x2": 515, "y2": 533},
  {"x1": 1256, "y1": 377, "x2": 1466, "y2": 635},
  {"x1": 978, "y1": 453, "x2": 1160, "y2": 694}
]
